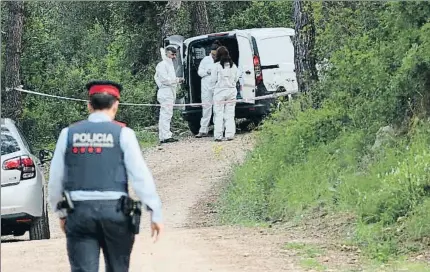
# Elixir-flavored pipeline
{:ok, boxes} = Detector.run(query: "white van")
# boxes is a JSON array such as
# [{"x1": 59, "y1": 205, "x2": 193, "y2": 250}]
[{"x1": 164, "y1": 27, "x2": 298, "y2": 134}]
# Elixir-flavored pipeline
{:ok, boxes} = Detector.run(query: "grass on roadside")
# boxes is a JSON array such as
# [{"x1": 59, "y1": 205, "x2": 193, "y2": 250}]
[
  {"x1": 284, "y1": 242, "x2": 327, "y2": 271},
  {"x1": 219, "y1": 99, "x2": 430, "y2": 263},
  {"x1": 357, "y1": 258, "x2": 430, "y2": 272},
  {"x1": 135, "y1": 129, "x2": 158, "y2": 148}
]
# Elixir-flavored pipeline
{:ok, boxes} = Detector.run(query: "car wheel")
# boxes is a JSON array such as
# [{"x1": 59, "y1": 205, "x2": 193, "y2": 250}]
[
  {"x1": 29, "y1": 204, "x2": 50, "y2": 240},
  {"x1": 43, "y1": 204, "x2": 51, "y2": 238}
]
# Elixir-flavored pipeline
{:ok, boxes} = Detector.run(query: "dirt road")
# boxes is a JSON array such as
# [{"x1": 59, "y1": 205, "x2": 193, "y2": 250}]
[{"x1": 2, "y1": 134, "x2": 308, "y2": 271}]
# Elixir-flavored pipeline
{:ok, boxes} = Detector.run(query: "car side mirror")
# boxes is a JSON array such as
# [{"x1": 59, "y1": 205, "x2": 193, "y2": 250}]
[{"x1": 39, "y1": 149, "x2": 53, "y2": 164}]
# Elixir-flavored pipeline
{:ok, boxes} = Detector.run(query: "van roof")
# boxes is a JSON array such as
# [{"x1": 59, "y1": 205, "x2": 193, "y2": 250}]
[
  {"x1": 184, "y1": 27, "x2": 295, "y2": 45},
  {"x1": 241, "y1": 28, "x2": 295, "y2": 39}
]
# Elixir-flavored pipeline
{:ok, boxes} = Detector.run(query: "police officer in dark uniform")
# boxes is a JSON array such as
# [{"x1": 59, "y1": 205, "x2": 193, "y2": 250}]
[{"x1": 48, "y1": 80, "x2": 164, "y2": 272}]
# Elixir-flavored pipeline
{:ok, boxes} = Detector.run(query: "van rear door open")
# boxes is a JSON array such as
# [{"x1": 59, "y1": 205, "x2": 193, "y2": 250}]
[
  {"x1": 236, "y1": 32, "x2": 256, "y2": 104},
  {"x1": 163, "y1": 35, "x2": 185, "y2": 78}
]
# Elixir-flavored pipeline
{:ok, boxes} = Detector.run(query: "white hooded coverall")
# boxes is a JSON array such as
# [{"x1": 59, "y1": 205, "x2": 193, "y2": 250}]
[
  {"x1": 154, "y1": 54, "x2": 179, "y2": 141},
  {"x1": 197, "y1": 55, "x2": 215, "y2": 134},
  {"x1": 210, "y1": 62, "x2": 240, "y2": 140}
]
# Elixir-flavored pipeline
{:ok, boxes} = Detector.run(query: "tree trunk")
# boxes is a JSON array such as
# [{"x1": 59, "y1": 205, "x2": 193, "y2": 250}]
[
  {"x1": 293, "y1": 0, "x2": 318, "y2": 94},
  {"x1": 2, "y1": 1, "x2": 25, "y2": 121},
  {"x1": 190, "y1": 2, "x2": 211, "y2": 36},
  {"x1": 160, "y1": 0, "x2": 181, "y2": 40}
]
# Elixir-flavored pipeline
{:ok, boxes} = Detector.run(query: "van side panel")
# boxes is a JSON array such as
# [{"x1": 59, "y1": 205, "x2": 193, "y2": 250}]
[{"x1": 255, "y1": 35, "x2": 298, "y2": 93}]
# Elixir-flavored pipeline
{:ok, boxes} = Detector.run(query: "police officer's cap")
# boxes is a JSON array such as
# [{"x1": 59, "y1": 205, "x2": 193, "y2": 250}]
[{"x1": 86, "y1": 80, "x2": 122, "y2": 100}]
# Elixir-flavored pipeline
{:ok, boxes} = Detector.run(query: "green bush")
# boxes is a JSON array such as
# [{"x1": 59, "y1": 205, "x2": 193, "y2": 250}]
[
  {"x1": 19, "y1": 18, "x2": 159, "y2": 149},
  {"x1": 220, "y1": 103, "x2": 430, "y2": 260},
  {"x1": 220, "y1": 1, "x2": 430, "y2": 261},
  {"x1": 219, "y1": 102, "x2": 351, "y2": 223}
]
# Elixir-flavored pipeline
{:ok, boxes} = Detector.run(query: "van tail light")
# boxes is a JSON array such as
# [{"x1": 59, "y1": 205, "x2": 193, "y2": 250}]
[
  {"x1": 253, "y1": 55, "x2": 263, "y2": 84},
  {"x1": 2, "y1": 156, "x2": 36, "y2": 180}
]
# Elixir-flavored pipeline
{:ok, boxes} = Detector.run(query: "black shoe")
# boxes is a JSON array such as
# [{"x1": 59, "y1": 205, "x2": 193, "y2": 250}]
[
  {"x1": 195, "y1": 133, "x2": 208, "y2": 138},
  {"x1": 160, "y1": 138, "x2": 177, "y2": 144},
  {"x1": 164, "y1": 138, "x2": 178, "y2": 143},
  {"x1": 214, "y1": 138, "x2": 222, "y2": 142}
]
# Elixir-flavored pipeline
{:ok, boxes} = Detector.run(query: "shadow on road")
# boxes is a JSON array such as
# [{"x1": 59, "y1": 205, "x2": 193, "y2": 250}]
[{"x1": 1, "y1": 238, "x2": 26, "y2": 243}]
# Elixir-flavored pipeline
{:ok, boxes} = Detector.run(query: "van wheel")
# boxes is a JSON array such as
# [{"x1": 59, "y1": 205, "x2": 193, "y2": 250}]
[
  {"x1": 29, "y1": 205, "x2": 50, "y2": 240},
  {"x1": 246, "y1": 116, "x2": 265, "y2": 131},
  {"x1": 187, "y1": 121, "x2": 200, "y2": 135},
  {"x1": 251, "y1": 116, "x2": 265, "y2": 126}
]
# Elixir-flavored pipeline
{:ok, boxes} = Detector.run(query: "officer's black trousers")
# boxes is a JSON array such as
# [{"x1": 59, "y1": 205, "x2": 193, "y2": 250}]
[{"x1": 65, "y1": 200, "x2": 135, "y2": 272}]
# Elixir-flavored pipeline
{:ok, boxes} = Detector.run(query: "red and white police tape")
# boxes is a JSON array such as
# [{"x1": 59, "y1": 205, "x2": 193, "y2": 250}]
[{"x1": 13, "y1": 86, "x2": 291, "y2": 107}]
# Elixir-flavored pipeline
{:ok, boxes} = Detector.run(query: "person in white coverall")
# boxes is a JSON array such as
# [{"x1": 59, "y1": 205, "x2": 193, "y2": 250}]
[
  {"x1": 210, "y1": 46, "x2": 240, "y2": 142},
  {"x1": 154, "y1": 46, "x2": 184, "y2": 144},
  {"x1": 195, "y1": 41, "x2": 221, "y2": 138}
]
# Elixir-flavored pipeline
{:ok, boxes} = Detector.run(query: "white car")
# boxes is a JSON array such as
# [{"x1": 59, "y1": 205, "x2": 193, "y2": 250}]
[{"x1": 1, "y1": 118, "x2": 51, "y2": 240}]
